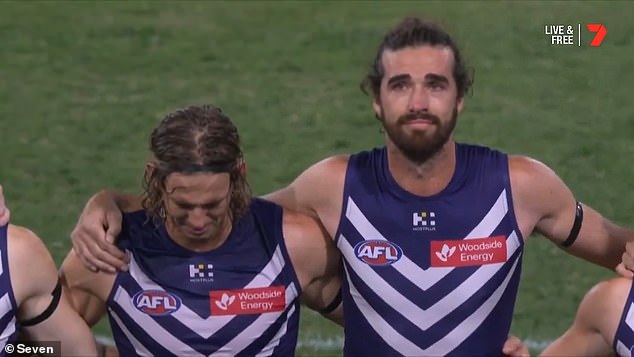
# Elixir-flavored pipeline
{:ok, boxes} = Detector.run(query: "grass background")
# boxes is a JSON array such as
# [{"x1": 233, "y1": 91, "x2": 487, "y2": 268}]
[{"x1": 1, "y1": 1, "x2": 633, "y2": 355}]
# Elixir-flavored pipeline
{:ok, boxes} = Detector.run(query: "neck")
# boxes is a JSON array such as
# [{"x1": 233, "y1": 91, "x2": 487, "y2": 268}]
[
  {"x1": 166, "y1": 217, "x2": 233, "y2": 252},
  {"x1": 386, "y1": 140, "x2": 456, "y2": 197}
]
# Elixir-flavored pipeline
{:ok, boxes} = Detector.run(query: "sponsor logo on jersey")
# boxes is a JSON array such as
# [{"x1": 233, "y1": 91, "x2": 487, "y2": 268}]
[
  {"x1": 209, "y1": 286, "x2": 286, "y2": 315},
  {"x1": 132, "y1": 290, "x2": 182, "y2": 316},
  {"x1": 354, "y1": 240, "x2": 403, "y2": 266},
  {"x1": 413, "y1": 211, "x2": 436, "y2": 231},
  {"x1": 189, "y1": 263, "x2": 214, "y2": 283},
  {"x1": 430, "y1": 236, "x2": 507, "y2": 267}
]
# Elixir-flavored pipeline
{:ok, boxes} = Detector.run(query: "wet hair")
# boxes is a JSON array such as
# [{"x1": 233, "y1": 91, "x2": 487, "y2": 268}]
[
  {"x1": 142, "y1": 104, "x2": 251, "y2": 222},
  {"x1": 361, "y1": 17, "x2": 474, "y2": 99}
]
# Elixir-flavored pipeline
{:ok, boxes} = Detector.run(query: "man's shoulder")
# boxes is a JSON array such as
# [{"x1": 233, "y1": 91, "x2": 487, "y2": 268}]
[
  {"x1": 6, "y1": 224, "x2": 59, "y2": 305},
  {"x1": 587, "y1": 277, "x2": 632, "y2": 307},
  {"x1": 7, "y1": 224, "x2": 49, "y2": 260},
  {"x1": 311, "y1": 154, "x2": 351, "y2": 172}
]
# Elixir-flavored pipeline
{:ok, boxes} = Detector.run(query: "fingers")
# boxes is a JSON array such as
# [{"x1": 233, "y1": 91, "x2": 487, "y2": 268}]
[
  {"x1": 615, "y1": 262, "x2": 634, "y2": 279},
  {"x1": 94, "y1": 239, "x2": 129, "y2": 272},
  {"x1": 71, "y1": 223, "x2": 128, "y2": 273},
  {"x1": 70, "y1": 200, "x2": 127, "y2": 273},
  {"x1": 621, "y1": 243, "x2": 634, "y2": 276},
  {"x1": 104, "y1": 211, "x2": 123, "y2": 244},
  {"x1": 502, "y1": 335, "x2": 530, "y2": 357}
]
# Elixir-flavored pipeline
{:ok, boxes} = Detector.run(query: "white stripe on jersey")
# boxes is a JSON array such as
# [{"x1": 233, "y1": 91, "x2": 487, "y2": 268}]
[
  {"x1": 112, "y1": 282, "x2": 298, "y2": 356},
  {"x1": 0, "y1": 249, "x2": 3, "y2": 277},
  {"x1": 254, "y1": 303, "x2": 297, "y2": 357},
  {"x1": 0, "y1": 293, "x2": 15, "y2": 351},
  {"x1": 423, "y1": 255, "x2": 520, "y2": 355},
  {"x1": 210, "y1": 283, "x2": 298, "y2": 356},
  {"x1": 109, "y1": 309, "x2": 153, "y2": 357},
  {"x1": 344, "y1": 254, "x2": 521, "y2": 356},
  {"x1": 626, "y1": 302, "x2": 634, "y2": 332},
  {"x1": 616, "y1": 340, "x2": 631, "y2": 357},
  {"x1": 114, "y1": 244, "x2": 299, "y2": 356},
  {"x1": 114, "y1": 286, "x2": 204, "y2": 355},
  {"x1": 615, "y1": 303, "x2": 634, "y2": 357},
  {"x1": 338, "y1": 231, "x2": 520, "y2": 331},
  {"x1": 344, "y1": 190, "x2": 509, "y2": 290},
  {"x1": 125, "y1": 245, "x2": 288, "y2": 339}
]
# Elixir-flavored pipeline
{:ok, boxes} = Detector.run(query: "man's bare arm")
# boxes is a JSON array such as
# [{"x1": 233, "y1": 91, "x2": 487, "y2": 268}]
[
  {"x1": 510, "y1": 155, "x2": 634, "y2": 270},
  {"x1": 9, "y1": 225, "x2": 98, "y2": 356},
  {"x1": 282, "y1": 209, "x2": 344, "y2": 326}
]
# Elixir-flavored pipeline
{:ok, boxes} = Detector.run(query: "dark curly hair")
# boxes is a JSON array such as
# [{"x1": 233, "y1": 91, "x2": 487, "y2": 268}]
[
  {"x1": 361, "y1": 17, "x2": 474, "y2": 99},
  {"x1": 142, "y1": 104, "x2": 251, "y2": 223}
]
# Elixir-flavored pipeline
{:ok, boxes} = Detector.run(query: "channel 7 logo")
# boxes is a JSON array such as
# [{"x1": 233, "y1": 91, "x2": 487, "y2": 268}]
[
  {"x1": 586, "y1": 24, "x2": 607, "y2": 46},
  {"x1": 545, "y1": 23, "x2": 607, "y2": 47}
]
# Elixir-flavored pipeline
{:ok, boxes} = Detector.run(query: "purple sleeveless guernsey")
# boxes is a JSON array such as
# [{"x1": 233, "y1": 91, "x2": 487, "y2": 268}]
[
  {"x1": 107, "y1": 198, "x2": 301, "y2": 356},
  {"x1": 613, "y1": 280, "x2": 634, "y2": 356},
  {"x1": 336, "y1": 143, "x2": 524, "y2": 356},
  {"x1": 0, "y1": 225, "x2": 18, "y2": 357}
]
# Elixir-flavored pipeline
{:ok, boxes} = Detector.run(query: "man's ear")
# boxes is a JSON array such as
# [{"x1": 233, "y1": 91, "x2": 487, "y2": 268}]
[
  {"x1": 238, "y1": 159, "x2": 247, "y2": 177},
  {"x1": 145, "y1": 161, "x2": 157, "y2": 179},
  {"x1": 372, "y1": 96, "x2": 382, "y2": 122}
]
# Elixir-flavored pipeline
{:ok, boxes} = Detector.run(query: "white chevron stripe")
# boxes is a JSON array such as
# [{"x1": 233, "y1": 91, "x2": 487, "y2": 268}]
[
  {"x1": 344, "y1": 190, "x2": 509, "y2": 290},
  {"x1": 424, "y1": 255, "x2": 520, "y2": 355},
  {"x1": 126, "y1": 245, "x2": 287, "y2": 339},
  {"x1": 0, "y1": 249, "x2": 3, "y2": 277},
  {"x1": 109, "y1": 309, "x2": 153, "y2": 356},
  {"x1": 345, "y1": 267, "x2": 426, "y2": 356},
  {"x1": 0, "y1": 293, "x2": 15, "y2": 349},
  {"x1": 339, "y1": 231, "x2": 520, "y2": 330},
  {"x1": 626, "y1": 302, "x2": 634, "y2": 332},
  {"x1": 616, "y1": 340, "x2": 630, "y2": 357},
  {"x1": 113, "y1": 286, "x2": 204, "y2": 356},
  {"x1": 214, "y1": 283, "x2": 298, "y2": 356},
  {"x1": 113, "y1": 283, "x2": 298, "y2": 356},
  {"x1": 345, "y1": 254, "x2": 520, "y2": 355},
  {"x1": 0, "y1": 293, "x2": 12, "y2": 324},
  {"x1": 254, "y1": 302, "x2": 297, "y2": 357}
]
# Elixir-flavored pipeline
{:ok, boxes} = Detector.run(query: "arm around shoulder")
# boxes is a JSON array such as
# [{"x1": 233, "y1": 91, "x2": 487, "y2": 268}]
[
  {"x1": 263, "y1": 155, "x2": 349, "y2": 216},
  {"x1": 282, "y1": 209, "x2": 343, "y2": 325}
]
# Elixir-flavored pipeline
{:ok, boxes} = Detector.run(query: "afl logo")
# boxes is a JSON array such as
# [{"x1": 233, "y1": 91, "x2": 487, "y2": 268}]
[
  {"x1": 354, "y1": 240, "x2": 403, "y2": 266},
  {"x1": 133, "y1": 290, "x2": 182, "y2": 316}
]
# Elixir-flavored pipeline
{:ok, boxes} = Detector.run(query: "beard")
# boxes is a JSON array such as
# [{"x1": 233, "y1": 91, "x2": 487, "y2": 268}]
[{"x1": 379, "y1": 107, "x2": 458, "y2": 164}]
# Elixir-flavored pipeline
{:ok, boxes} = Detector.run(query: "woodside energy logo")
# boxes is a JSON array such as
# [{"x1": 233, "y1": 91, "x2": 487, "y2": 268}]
[{"x1": 544, "y1": 24, "x2": 607, "y2": 47}]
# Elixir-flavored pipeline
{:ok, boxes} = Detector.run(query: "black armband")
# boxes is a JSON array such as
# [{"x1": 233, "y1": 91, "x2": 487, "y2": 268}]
[
  {"x1": 561, "y1": 201, "x2": 583, "y2": 248},
  {"x1": 320, "y1": 288, "x2": 342, "y2": 314},
  {"x1": 20, "y1": 279, "x2": 62, "y2": 326}
]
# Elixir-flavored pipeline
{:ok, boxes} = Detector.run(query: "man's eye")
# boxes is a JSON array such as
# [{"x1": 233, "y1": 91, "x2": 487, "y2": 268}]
[{"x1": 391, "y1": 82, "x2": 407, "y2": 91}]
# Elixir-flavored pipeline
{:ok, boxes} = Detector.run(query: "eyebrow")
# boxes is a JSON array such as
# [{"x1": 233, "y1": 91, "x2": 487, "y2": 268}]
[
  {"x1": 386, "y1": 73, "x2": 450, "y2": 86},
  {"x1": 425, "y1": 73, "x2": 449, "y2": 84},
  {"x1": 386, "y1": 74, "x2": 412, "y2": 86}
]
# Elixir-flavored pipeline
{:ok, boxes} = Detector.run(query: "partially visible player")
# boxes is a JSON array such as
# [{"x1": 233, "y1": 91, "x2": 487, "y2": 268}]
[
  {"x1": 541, "y1": 276, "x2": 634, "y2": 356},
  {"x1": 0, "y1": 221, "x2": 97, "y2": 355}
]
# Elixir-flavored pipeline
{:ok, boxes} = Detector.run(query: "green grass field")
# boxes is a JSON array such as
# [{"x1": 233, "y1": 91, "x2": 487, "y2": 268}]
[{"x1": 1, "y1": 1, "x2": 633, "y2": 355}]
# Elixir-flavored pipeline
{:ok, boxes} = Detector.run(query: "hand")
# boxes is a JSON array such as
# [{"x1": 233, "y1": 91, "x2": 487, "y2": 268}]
[
  {"x1": 0, "y1": 185, "x2": 10, "y2": 226},
  {"x1": 616, "y1": 241, "x2": 634, "y2": 279},
  {"x1": 503, "y1": 335, "x2": 529, "y2": 357},
  {"x1": 70, "y1": 191, "x2": 128, "y2": 273}
]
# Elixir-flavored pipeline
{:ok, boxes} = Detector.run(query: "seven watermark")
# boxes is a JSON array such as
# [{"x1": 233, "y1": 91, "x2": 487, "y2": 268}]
[
  {"x1": 4, "y1": 341, "x2": 60, "y2": 356},
  {"x1": 544, "y1": 23, "x2": 607, "y2": 46}
]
